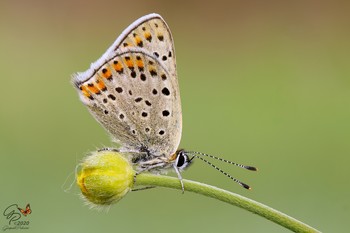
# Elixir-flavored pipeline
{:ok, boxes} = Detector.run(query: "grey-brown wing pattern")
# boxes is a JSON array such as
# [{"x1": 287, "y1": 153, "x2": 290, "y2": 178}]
[
  {"x1": 111, "y1": 15, "x2": 177, "y2": 76},
  {"x1": 72, "y1": 14, "x2": 181, "y2": 157}
]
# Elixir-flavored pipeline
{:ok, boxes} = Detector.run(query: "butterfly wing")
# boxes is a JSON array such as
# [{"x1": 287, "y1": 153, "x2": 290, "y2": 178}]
[
  {"x1": 111, "y1": 14, "x2": 177, "y2": 76},
  {"x1": 18, "y1": 207, "x2": 25, "y2": 215},
  {"x1": 72, "y1": 14, "x2": 181, "y2": 157},
  {"x1": 73, "y1": 14, "x2": 177, "y2": 84},
  {"x1": 25, "y1": 204, "x2": 32, "y2": 215}
]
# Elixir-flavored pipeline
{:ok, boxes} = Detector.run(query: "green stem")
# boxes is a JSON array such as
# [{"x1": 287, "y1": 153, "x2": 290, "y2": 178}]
[{"x1": 135, "y1": 174, "x2": 321, "y2": 233}]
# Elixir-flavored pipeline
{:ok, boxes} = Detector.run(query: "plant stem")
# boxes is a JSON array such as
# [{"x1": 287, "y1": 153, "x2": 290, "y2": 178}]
[{"x1": 135, "y1": 174, "x2": 321, "y2": 233}]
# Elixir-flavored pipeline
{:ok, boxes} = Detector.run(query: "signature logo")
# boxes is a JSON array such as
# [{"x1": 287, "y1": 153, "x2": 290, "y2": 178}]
[{"x1": 2, "y1": 204, "x2": 31, "y2": 231}]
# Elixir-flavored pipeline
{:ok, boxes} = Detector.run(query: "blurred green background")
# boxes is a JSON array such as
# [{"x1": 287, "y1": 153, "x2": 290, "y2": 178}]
[{"x1": 1, "y1": 1, "x2": 349, "y2": 232}]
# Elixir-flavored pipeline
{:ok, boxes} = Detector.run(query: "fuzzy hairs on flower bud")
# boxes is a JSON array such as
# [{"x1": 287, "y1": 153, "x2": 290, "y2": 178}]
[{"x1": 76, "y1": 150, "x2": 135, "y2": 208}]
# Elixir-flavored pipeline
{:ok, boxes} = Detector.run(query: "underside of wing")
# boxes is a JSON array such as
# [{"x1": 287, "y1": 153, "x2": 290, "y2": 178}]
[
  {"x1": 73, "y1": 49, "x2": 182, "y2": 157},
  {"x1": 73, "y1": 13, "x2": 177, "y2": 87},
  {"x1": 72, "y1": 14, "x2": 182, "y2": 157}
]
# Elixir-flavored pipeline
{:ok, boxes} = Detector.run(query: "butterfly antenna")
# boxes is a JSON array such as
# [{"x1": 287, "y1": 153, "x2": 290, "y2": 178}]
[
  {"x1": 190, "y1": 155, "x2": 252, "y2": 190},
  {"x1": 187, "y1": 151, "x2": 257, "y2": 171}
]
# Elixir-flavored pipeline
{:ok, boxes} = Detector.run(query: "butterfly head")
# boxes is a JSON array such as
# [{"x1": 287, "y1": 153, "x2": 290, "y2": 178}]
[{"x1": 174, "y1": 149, "x2": 192, "y2": 171}]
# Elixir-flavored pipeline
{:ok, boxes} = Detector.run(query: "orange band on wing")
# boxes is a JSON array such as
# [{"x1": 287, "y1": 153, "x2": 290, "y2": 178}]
[
  {"x1": 134, "y1": 35, "x2": 143, "y2": 47},
  {"x1": 113, "y1": 61, "x2": 123, "y2": 73},
  {"x1": 96, "y1": 79, "x2": 107, "y2": 91},
  {"x1": 125, "y1": 57, "x2": 134, "y2": 69},
  {"x1": 80, "y1": 85, "x2": 92, "y2": 99},
  {"x1": 101, "y1": 68, "x2": 112, "y2": 80},
  {"x1": 144, "y1": 32, "x2": 152, "y2": 42},
  {"x1": 136, "y1": 57, "x2": 144, "y2": 70},
  {"x1": 87, "y1": 83, "x2": 101, "y2": 95}
]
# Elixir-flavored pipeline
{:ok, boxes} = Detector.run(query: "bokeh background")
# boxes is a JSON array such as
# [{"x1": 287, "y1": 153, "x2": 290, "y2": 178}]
[{"x1": 1, "y1": 1, "x2": 349, "y2": 232}]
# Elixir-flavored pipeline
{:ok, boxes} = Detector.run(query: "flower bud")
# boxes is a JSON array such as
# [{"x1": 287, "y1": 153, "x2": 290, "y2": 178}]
[{"x1": 76, "y1": 150, "x2": 135, "y2": 206}]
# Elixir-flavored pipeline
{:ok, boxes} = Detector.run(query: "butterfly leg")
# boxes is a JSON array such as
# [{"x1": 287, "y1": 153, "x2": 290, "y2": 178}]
[
  {"x1": 131, "y1": 186, "x2": 156, "y2": 192},
  {"x1": 133, "y1": 162, "x2": 167, "y2": 186},
  {"x1": 97, "y1": 147, "x2": 119, "y2": 152},
  {"x1": 134, "y1": 162, "x2": 167, "y2": 176},
  {"x1": 173, "y1": 164, "x2": 185, "y2": 194}
]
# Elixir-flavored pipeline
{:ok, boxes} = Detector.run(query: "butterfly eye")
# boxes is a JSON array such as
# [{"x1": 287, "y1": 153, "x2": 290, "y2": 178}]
[{"x1": 176, "y1": 151, "x2": 190, "y2": 170}]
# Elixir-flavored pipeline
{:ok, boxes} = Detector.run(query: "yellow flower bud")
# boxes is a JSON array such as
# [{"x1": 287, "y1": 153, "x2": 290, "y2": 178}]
[{"x1": 76, "y1": 150, "x2": 135, "y2": 206}]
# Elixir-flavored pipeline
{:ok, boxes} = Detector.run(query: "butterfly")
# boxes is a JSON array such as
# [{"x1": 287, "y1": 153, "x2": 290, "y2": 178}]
[
  {"x1": 72, "y1": 13, "x2": 256, "y2": 192},
  {"x1": 18, "y1": 204, "x2": 31, "y2": 216}
]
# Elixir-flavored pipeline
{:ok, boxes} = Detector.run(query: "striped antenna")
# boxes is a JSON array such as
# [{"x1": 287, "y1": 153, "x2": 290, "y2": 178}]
[
  {"x1": 187, "y1": 151, "x2": 257, "y2": 171},
  {"x1": 187, "y1": 151, "x2": 257, "y2": 190}
]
